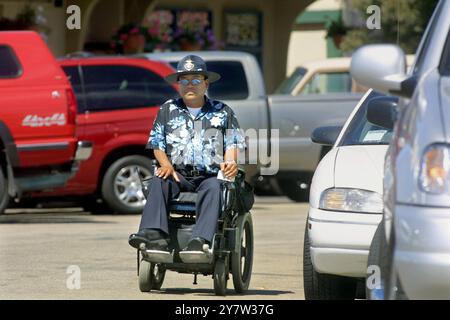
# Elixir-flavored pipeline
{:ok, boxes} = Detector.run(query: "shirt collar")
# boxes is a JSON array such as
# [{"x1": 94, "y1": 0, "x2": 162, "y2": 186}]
[{"x1": 177, "y1": 96, "x2": 213, "y2": 117}]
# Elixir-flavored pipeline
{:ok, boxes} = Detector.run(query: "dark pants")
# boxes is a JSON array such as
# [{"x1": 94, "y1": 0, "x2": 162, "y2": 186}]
[{"x1": 138, "y1": 172, "x2": 221, "y2": 242}]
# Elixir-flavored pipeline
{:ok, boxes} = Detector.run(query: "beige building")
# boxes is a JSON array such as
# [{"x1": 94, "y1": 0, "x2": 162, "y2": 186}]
[
  {"x1": 0, "y1": 0, "x2": 323, "y2": 92},
  {"x1": 287, "y1": 0, "x2": 343, "y2": 76}
]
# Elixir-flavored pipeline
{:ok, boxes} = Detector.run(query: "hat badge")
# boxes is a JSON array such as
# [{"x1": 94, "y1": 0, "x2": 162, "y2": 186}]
[{"x1": 184, "y1": 59, "x2": 195, "y2": 71}]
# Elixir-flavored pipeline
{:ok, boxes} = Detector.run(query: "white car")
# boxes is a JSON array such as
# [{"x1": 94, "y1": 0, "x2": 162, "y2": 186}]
[{"x1": 303, "y1": 89, "x2": 397, "y2": 299}]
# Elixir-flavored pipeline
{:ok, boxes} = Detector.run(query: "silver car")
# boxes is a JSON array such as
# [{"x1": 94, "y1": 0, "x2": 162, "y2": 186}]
[{"x1": 351, "y1": 0, "x2": 450, "y2": 299}]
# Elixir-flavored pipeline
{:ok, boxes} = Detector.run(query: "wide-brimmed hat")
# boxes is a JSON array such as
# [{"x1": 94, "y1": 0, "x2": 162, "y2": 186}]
[{"x1": 165, "y1": 55, "x2": 221, "y2": 84}]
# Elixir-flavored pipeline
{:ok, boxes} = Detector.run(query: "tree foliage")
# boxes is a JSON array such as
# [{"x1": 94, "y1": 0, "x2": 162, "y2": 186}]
[{"x1": 340, "y1": 0, "x2": 439, "y2": 54}]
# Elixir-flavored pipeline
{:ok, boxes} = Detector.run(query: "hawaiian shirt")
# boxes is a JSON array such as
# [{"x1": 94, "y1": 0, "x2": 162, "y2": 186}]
[{"x1": 146, "y1": 96, "x2": 246, "y2": 174}]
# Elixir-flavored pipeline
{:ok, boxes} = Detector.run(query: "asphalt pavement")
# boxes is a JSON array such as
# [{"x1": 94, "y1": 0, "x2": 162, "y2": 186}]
[{"x1": 0, "y1": 196, "x2": 307, "y2": 300}]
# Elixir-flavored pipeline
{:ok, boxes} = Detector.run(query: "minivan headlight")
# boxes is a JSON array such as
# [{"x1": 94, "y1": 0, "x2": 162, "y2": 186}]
[
  {"x1": 319, "y1": 188, "x2": 383, "y2": 213},
  {"x1": 419, "y1": 144, "x2": 450, "y2": 194}
]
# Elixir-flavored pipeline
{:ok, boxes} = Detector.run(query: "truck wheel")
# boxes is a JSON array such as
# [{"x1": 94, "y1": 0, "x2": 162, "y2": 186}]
[
  {"x1": 278, "y1": 178, "x2": 309, "y2": 202},
  {"x1": 0, "y1": 168, "x2": 10, "y2": 214},
  {"x1": 101, "y1": 155, "x2": 153, "y2": 215},
  {"x1": 80, "y1": 197, "x2": 110, "y2": 215},
  {"x1": 303, "y1": 224, "x2": 357, "y2": 300}
]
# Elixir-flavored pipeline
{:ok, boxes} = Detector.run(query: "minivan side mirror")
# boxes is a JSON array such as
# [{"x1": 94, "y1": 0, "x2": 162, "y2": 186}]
[
  {"x1": 351, "y1": 44, "x2": 415, "y2": 97},
  {"x1": 366, "y1": 96, "x2": 398, "y2": 130},
  {"x1": 311, "y1": 126, "x2": 343, "y2": 146}
]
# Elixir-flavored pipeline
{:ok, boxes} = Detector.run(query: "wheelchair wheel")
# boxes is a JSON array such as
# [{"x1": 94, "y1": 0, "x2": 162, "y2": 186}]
[
  {"x1": 139, "y1": 260, "x2": 166, "y2": 292},
  {"x1": 231, "y1": 212, "x2": 254, "y2": 293},
  {"x1": 213, "y1": 258, "x2": 228, "y2": 296},
  {"x1": 150, "y1": 263, "x2": 166, "y2": 290}
]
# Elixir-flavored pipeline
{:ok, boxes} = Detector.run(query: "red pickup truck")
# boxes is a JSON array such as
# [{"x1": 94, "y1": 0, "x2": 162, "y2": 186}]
[
  {"x1": 29, "y1": 56, "x2": 178, "y2": 214},
  {"x1": 0, "y1": 31, "x2": 92, "y2": 214}
]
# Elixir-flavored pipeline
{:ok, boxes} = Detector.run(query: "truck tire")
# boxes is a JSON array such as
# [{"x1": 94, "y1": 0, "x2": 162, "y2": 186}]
[
  {"x1": 101, "y1": 155, "x2": 153, "y2": 215},
  {"x1": 0, "y1": 168, "x2": 9, "y2": 214},
  {"x1": 278, "y1": 178, "x2": 309, "y2": 202},
  {"x1": 303, "y1": 224, "x2": 357, "y2": 300}
]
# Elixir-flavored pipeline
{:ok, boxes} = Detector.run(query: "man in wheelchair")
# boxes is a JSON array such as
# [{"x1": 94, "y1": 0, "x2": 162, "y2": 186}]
[{"x1": 128, "y1": 54, "x2": 246, "y2": 257}]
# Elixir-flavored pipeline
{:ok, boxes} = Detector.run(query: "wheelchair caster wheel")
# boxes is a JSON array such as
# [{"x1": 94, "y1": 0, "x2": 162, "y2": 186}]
[
  {"x1": 213, "y1": 258, "x2": 228, "y2": 296},
  {"x1": 139, "y1": 260, "x2": 166, "y2": 292}
]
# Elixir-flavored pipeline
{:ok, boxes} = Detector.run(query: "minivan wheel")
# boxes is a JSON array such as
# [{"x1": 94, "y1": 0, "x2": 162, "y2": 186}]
[
  {"x1": 366, "y1": 220, "x2": 408, "y2": 300},
  {"x1": 0, "y1": 168, "x2": 9, "y2": 214},
  {"x1": 303, "y1": 223, "x2": 357, "y2": 300},
  {"x1": 101, "y1": 155, "x2": 153, "y2": 214}
]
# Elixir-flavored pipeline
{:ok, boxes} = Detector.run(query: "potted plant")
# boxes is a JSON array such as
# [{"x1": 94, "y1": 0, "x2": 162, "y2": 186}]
[
  {"x1": 326, "y1": 19, "x2": 348, "y2": 48},
  {"x1": 111, "y1": 24, "x2": 146, "y2": 54}
]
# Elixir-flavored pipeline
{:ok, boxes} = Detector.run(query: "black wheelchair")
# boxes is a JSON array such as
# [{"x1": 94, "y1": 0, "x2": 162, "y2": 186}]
[{"x1": 134, "y1": 162, "x2": 254, "y2": 296}]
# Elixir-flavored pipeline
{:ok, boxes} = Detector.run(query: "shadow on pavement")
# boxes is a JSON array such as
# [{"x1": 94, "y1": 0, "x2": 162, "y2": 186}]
[
  {"x1": 0, "y1": 210, "x2": 116, "y2": 224},
  {"x1": 150, "y1": 287, "x2": 294, "y2": 297}
]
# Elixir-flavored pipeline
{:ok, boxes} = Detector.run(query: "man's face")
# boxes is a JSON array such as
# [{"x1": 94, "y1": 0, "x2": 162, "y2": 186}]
[{"x1": 178, "y1": 74, "x2": 208, "y2": 102}]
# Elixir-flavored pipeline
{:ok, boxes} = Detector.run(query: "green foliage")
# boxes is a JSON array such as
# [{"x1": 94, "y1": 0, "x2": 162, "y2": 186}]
[{"x1": 340, "y1": 0, "x2": 439, "y2": 54}]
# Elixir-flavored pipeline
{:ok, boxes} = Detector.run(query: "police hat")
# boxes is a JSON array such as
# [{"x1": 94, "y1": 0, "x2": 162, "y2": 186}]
[{"x1": 165, "y1": 55, "x2": 221, "y2": 84}]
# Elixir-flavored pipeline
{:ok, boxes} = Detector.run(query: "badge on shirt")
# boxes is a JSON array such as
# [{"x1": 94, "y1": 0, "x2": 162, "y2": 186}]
[{"x1": 210, "y1": 116, "x2": 222, "y2": 127}]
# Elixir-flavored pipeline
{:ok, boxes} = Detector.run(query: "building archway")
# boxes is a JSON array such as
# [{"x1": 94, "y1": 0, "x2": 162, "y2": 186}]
[{"x1": 66, "y1": 0, "x2": 315, "y2": 92}]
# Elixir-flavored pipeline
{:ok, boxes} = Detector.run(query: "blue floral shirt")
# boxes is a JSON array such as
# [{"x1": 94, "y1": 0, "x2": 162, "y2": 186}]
[{"x1": 146, "y1": 96, "x2": 246, "y2": 174}]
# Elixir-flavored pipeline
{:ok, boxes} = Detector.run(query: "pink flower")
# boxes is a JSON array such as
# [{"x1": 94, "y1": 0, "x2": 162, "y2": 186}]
[
  {"x1": 148, "y1": 27, "x2": 159, "y2": 37},
  {"x1": 130, "y1": 27, "x2": 139, "y2": 35},
  {"x1": 120, "y1": 34, "x2": 129, "y2": 41}
]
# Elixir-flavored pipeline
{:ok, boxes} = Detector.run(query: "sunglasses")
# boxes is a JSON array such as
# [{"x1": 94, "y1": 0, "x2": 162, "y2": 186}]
[{"x1": 178, "y1": 78, "x2": 204, "y2": 86}]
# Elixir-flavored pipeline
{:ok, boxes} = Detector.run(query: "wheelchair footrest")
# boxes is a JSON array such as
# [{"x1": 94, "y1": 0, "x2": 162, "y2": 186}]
[
  {"x1": 179, "y1": 250, "x2": 213, "y2": 264},
  {"x1": 143, "y1": 250, "x2": 174, "y2": 264}
]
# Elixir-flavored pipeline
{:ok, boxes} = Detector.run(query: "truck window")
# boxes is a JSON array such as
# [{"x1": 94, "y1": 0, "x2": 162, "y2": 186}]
[
  {"x1": 299, "y1": 72, "x2": 352, "y2": 95},
  {"x1": 81, "y1": 65, "x2": 178, "y2": 112},
  {"x1": 206, "y1": 61, "x2": 249, "y2": 100},
  {"x1": 169, "y1": 61, "x2": 249, "y2": 100},
  {"x1": 274, "y1": 67, "x2": 307, "y2": 94},
  {"x1": 0, "y1": 46, "x2": 21, "y2": 78}
]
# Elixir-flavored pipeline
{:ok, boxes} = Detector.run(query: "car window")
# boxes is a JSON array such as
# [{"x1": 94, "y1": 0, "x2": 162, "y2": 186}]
[
  {"x1": 81, "y1": 65, "x2": 178, "y2": 112},
  {"x1": 339, "y1": 91, "x2": 397, "y2": 146},
  {"x1": 0, "y1": 45, "x2": 21, "y2": 78},
  {"x1": 169, "y1": 60, "x2": 249, "y2": 100},
  {"x1": 298, "y1": 72, "x2": 352, "y2": 95},
  {"x1": 274, "y1": 67, "x2": 307, "y2": 94},
  {"x1": 61, "y1": 66, "x2": 85, "y2": 112},
  {"x1": 439, "y1": 20, "x2": 450, "y2": 75}
]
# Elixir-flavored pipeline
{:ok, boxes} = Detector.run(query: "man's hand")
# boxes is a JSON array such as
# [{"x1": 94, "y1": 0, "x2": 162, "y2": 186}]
[
  {"x1": 220, "y1": 161, "x2": 238, "y2": 179},
  {"x1": 155, "y1": 165, "x2": 180, "y2": 182}
]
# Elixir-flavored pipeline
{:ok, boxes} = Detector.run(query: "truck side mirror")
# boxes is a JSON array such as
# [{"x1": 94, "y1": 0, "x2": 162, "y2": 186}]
[
  {"x1": 366, "y1": 96, "x2": 398, "y2": 130},
  {"x1": 311, "y1": 126, "x2": 343, "y2": 146}
]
